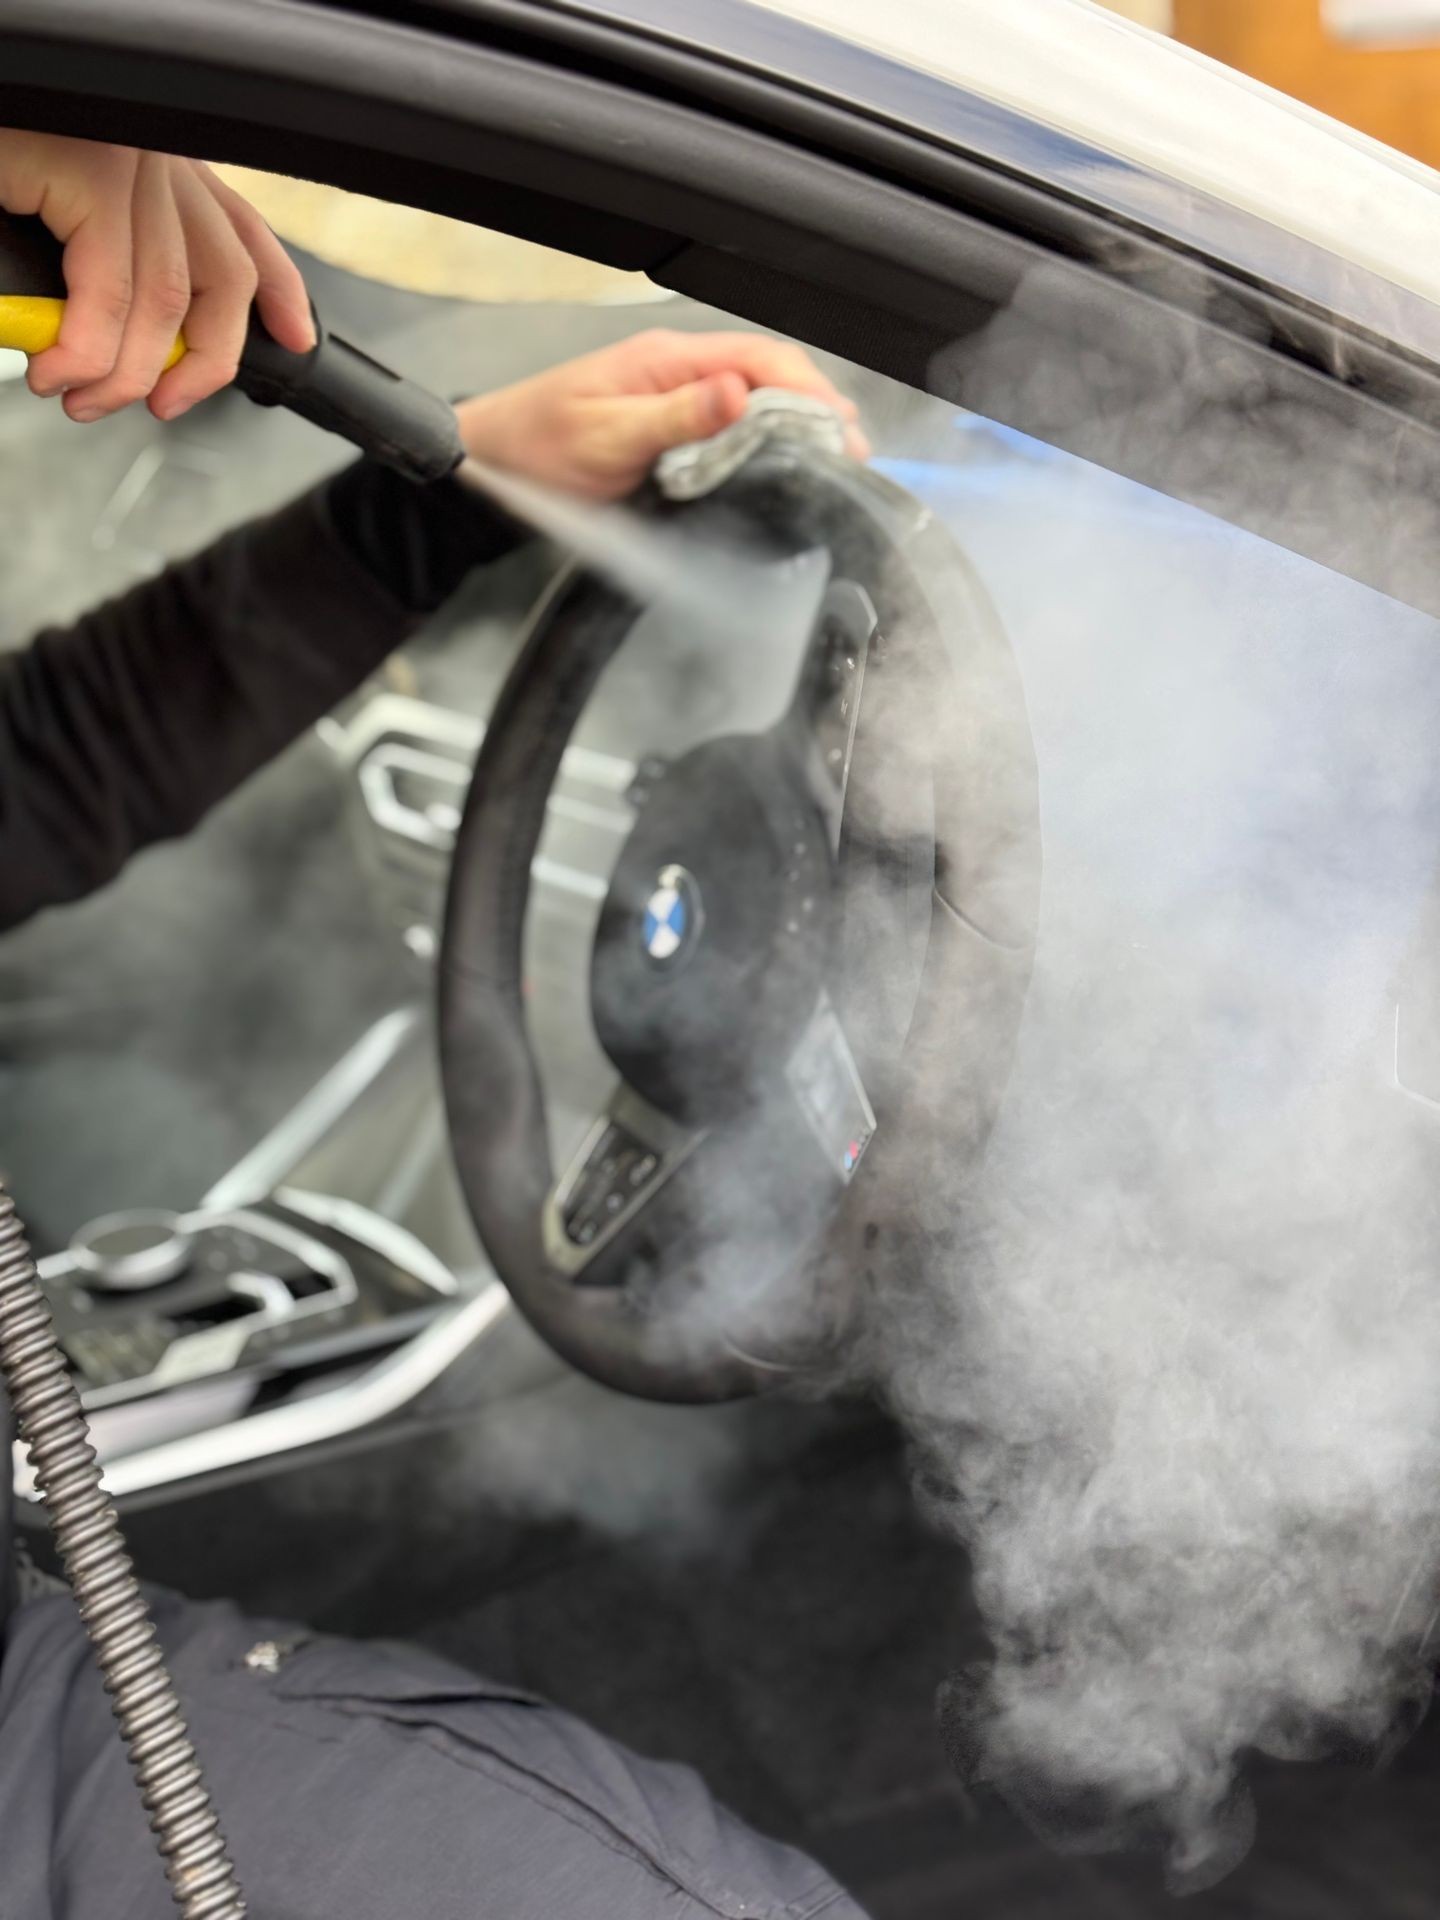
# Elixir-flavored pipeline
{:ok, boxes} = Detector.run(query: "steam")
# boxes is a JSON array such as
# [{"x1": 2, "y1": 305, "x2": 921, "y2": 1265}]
[
  {"x1": 882, "y1": 956, "x2": 1440, "y2": 1886},
  {"x1": 853, "y1": 266, "x2": 1440, "y2": 1888},
  {"x1": 16, "y1": 273, "x2": 1428, "y2": 1890},
  {"x1": 457, "y1": 454, "x2": 774, "y2": 640},
  {"x1": 474, "y1": 293, "x2": 1440, "y2": 1892},
  {"x1": 441, "y1": 291, "x2": 1440, "y2": 1893}
]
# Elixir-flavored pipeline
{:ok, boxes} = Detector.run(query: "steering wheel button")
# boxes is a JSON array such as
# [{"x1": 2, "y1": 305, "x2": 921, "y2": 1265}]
[{"x1": 628, "y1": 1154, "x2": 658, "y2": 1188}]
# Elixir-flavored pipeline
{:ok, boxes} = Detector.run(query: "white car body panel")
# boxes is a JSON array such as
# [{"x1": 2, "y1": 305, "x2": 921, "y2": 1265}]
[{"x1": 748, "y1": 0, "x2": 1440, "y2": 326}]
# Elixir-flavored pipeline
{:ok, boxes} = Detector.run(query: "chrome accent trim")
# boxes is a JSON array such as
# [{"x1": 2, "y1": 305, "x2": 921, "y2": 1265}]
[
  {"x1": 338, "y1": 695, "x2": 634, "y2": 903},
  {"x1": 228, "y1": 1271, "x2": 296, "y2": 1317},
  {"x1": 202, "y1": 1007, "x2": 423, "y2": 1210},
  {"x1": 69, "y1": 1208, "x2": 195, "y2": 1290},
  {"x1": 145, "y1": 1323, "x2": 254, "y2": 1391},
  {"x1": 14, "y1": 1284, "x2": 511, "y2": 1501},
  {"x1": 324, "y1": 691, "x2": 481, "y2": 766},
  {"x1": 85, "y1": 1207, "x2": 357, "y2": 1399},
  {"x1": 322, "y1": 690, "x2": 636, "y2": 794},
  {"x1": 273, "y1": 1187, "x2": 460, "y2": 1296},
  {"x1": 358, "y1": 740, "x2": 469, "y2": 851},
  {"x1": 183, "y1": 1206, "x2": 359, "y2": 1313}
]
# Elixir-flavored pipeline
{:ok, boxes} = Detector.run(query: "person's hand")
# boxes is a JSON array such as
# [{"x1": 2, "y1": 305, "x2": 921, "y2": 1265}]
[
  {"x1": 0, "y1": 131, "x2": 313, "y2": 423},
  {"x1": 456, "y1": 329, "x2": 869, "y2": 501}
]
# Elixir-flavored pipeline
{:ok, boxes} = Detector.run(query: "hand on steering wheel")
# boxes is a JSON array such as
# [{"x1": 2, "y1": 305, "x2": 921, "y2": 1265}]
[
  {"x1": 440, "y1": 445, "x2": 1040, "y2": 1402},
  {"x1": 455, "y1": 329, "x2": 870, "y2": 501}
]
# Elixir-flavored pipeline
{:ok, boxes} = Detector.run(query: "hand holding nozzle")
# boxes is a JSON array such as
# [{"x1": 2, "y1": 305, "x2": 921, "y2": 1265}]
[
  {"x1": 0, "y1": 135, "x2": 316, "y2": 418},
  {"x1": 0, "y1": 133, "x2": 866, "y2": 493},
  {"x1": 0, "y1": 199, "x2": 464, "y2": 483}
]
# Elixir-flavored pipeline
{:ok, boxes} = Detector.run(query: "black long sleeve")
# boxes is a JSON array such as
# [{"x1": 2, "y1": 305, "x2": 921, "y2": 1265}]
[
  {"x1": 0, "y1": 458, "x2": 526, "y2": 1634},
  {"x1": 0, "y1": 462, "x2": 522, "y2": 931}
]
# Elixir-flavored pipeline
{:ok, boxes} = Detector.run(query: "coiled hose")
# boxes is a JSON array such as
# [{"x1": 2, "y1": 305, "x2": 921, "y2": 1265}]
[{"x1": 0, "y1": 1179, "x2": 247, "y2": 1918}]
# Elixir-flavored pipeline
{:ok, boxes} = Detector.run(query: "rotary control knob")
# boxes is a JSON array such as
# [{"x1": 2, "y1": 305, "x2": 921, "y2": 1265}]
[{"x1": 70, "y1": 1208, "x2": 195, "y2": 1292}]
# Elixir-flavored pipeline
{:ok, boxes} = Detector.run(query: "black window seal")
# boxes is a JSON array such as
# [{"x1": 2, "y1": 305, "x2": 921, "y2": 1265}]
[
  {"x1": 3, "y1": 0, "x2": 1440, "y2": 615},
  {"x1": 313, "y1": 0, "x2": 1440, "y2": 379}
]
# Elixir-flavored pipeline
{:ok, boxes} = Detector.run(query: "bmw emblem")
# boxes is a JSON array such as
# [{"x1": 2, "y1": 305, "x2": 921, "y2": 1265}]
[{"x1": 642, "y1": 864, "x2": 703, "y2": 968}]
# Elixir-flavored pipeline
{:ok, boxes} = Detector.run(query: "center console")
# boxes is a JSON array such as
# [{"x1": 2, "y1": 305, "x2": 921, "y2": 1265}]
[
  {"x1": 44, "y1": 1198, "x2": 451, "y2": 1407},
  {"x1": 12, "y1": 689, "x2": 588, "y2": 1508},
  {"x1": 13, "y1": 1002, "x2": 542, "y2": 1506}
]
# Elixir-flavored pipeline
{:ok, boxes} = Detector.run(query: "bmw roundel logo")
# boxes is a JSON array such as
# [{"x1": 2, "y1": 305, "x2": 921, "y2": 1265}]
[{"x1": 642, "y1": 864, "x2": 703, "y2": 968}]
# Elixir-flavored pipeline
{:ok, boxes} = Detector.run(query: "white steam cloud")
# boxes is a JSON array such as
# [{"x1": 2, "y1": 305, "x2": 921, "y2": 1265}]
[
  {"x1": 472, "y1": 278, "x2": 1440, "y2": 1889},
  {"x1": 857, "y1": 263, "x2": 1440, "y2": 1889}
]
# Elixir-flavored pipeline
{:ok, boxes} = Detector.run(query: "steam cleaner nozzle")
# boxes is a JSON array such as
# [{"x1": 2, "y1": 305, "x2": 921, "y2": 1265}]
[{"x1": 0, "y1": 209, "x2": 464, "y2": 485}]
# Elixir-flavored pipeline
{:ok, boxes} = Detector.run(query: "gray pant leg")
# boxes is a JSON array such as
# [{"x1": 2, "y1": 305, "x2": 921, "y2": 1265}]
[{"x1": 0, "y1": 1586, "x2": 866, "y2": 1920}]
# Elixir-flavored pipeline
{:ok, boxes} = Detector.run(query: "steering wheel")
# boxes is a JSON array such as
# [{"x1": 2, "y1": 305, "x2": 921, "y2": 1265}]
[{"x1": 439, "y1": 444, "x2": 1041, "y2": 1401}]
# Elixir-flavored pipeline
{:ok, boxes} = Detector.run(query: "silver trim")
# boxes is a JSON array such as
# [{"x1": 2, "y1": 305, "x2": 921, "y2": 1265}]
[
  {"x1": 145, "y1": 1322, "x2": 254, "y2": 1391},
  {"x1": 341, "y1": 696, "x2": 635, "y2": 907},
  {"x1": 202, "y1": 1007, "x2": 423, "y2": 1210},
  {"x1": 326, "y1": 692, "x2": 481, "y2": 766},
  {"x1": 15, "y1": 1010, "x2": 507, "y2": 1499},
  {"x1": 322, "y1": 691, "x2": 636, "y2": 796},
  {"x1": 274, "y1": 1187, "x2": 459, "y2": 1296},
  {"x1": 359, "y1": 746, "x2": 633, "y2": 851},
  {"x1": 15, "y1": 1284, "x2": 511, "y2": 1502},
  {"x1": 68, "y1": 1207, "x2": 358, "y2": 1405},
  {"x1": 1390, "y1": 999, "x2": 1440, "y2": 1114},
  {"x1": 184, "y1": 1207, "x2": 358, "y2": 1316},
  {"x1": 358, "y1": 740, "x2": 470, "y2": 852},
  {"x1": 70, "y1": 1209, "x2": 196, "y2": 1290},
  {"x1": 227, "y1": 1271, "x2": 296, "y2": 1317},
  {"x1": 546, "y1": 793, "x2": 634, "y2": 832}
]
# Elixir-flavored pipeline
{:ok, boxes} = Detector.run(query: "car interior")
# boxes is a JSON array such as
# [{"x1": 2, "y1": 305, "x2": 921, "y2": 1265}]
[
  {"x1": 0, "y1": 220, "x2": 1004, "y2": 1915},
  {"x1": 7, "y1": 62, "x2": 1440, "y2": 1919}
]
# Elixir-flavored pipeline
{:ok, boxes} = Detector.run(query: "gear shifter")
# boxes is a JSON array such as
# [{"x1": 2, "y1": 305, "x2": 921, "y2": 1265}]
[{"x1": 70, "y1": 1208, "x2": 196, "y2": 1291}]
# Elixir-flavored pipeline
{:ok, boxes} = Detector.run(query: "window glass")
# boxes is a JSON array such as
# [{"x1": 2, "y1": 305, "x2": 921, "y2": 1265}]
[
  {"x1": 10, "y1": 172, "x2": 1440, "y2": 1878},
  {"x1": 3, "y1": 180, "x2": 1436, "y2": 1243}
]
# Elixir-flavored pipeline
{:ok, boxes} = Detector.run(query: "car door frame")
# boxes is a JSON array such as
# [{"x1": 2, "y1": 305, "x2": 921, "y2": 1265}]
[{"x1": 3, "y1": 0, "x2": 1440, "y2": 614}]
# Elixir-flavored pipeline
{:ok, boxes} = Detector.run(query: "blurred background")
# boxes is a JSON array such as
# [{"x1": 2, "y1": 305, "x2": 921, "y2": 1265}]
[{"x1": 1101, "y1": 0, "x2": 1440, "y2": 169}]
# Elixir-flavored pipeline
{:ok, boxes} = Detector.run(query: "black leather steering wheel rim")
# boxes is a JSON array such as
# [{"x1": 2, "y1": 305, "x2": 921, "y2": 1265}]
[{"x1": 439, "y1": 449, "x2": 1041, "y2": 1401}]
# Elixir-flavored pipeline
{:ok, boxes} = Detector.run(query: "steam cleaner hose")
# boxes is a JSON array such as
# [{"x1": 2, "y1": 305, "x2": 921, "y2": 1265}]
[{"x1": 0, "y1": 1178, "x2": 247, "y2": 1918}]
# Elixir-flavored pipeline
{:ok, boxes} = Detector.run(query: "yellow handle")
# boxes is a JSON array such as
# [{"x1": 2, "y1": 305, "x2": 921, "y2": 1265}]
[{"x1": 0, "y1": 293, "x2": 185, "y2": 367}]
